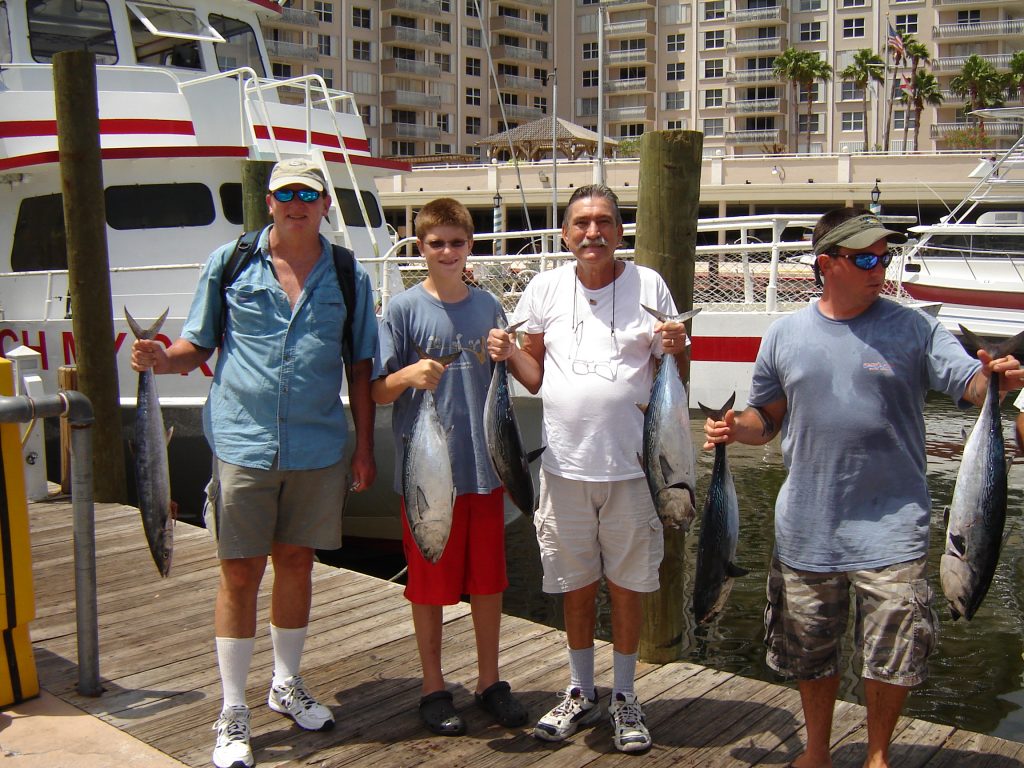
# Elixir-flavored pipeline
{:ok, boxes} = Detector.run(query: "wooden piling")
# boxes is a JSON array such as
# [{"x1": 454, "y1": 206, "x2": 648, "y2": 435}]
[
  {"x1": 242, "y1": 160, "x2": 274, "y2": 231},
  {"x1": 53, "y1": 51, "x2": 127, "y2": 504},
  {"x1": 634, "y1": 130, "x2": 703, "y2": 664}
]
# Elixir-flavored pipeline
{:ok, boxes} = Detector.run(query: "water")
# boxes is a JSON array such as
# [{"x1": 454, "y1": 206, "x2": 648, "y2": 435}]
[{"x1": 496, "y1": 394, "x2": 1024, "y2": 741}]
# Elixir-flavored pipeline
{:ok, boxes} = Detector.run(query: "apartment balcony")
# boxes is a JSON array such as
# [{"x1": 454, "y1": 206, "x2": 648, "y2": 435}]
[
  {"x1": 933, "y1": 53, "x2": 1014, "y2": 72},
  {"x1": 605, "y1": 18, "x2": 656, "y2": 38},
  {"x1": 381, "y1": 121, "x2": 441, "y2": 140},
  {"x1": 933, "y1": 19, "x2": 1024, "y2": 40},
  {"x1": 933, "y1": 0, "x2": 1012, "y2": 5},
  {"x1": 381, "y1": 0, "x2": 442, "y2": 16},
  {"x1": 931, "y1": 121, "x2": 1024, "y2": 138},
  {"x1": 491, "y1": 103, "x2": 546, "y2": 121},
  {"x1": 727, "y1": 68, "x2": 782, "y2": 84},
  {"x1": 491, "y1": 15, "x2": 546, "y2": 37},
  {"x1": 502, "y1": 0, "x2": 551, "y2": 8},
  {"x1": 497, "y1": 73, "x2": 544, "y2": 92},
  {"x1": 725, "y1": 97, "x2": 784, "y2": 115},
  {"x1": 490, "y1": 43, "x2": 546, "y2": 63},
  {"x1": 381, "y1": 26, "x2": 442, "y2": 47},
  {"x1": 381, "y1": 89, "x2": 442, "y2": 109},
  {"x1": 264, "y1": 39, "x2": 318, "y2": 62},
  {"x1": 600, "y1": 0, "x2": 655, "y2": 9},
  {"x1": 604, "y1": 105, "x2": 654, "y2": 122},
  {"x1": 727, "y1": 36, "x2": 785, "y2": 54},
  {"x1": 606, "y1": 48, "x2": 654, "y2": 65},
  {"x1": 728, "y1": 5, "x2": 788, "y2": 26},
  {"x1": 725, "y1": 128, "x2": 784, "y2": 145},
  {"x1": 938, "y1": 89, "x2": 1022, "y2": 105},
  {"x1": 381, "y1": 57, "x2": 442, "y2": 78},
  {"x1": 605, "y1": 76, "x2": 649, "y2": 93},
  {"x1": 277, "y1": 7, "x2": 319, "y2": 27}
]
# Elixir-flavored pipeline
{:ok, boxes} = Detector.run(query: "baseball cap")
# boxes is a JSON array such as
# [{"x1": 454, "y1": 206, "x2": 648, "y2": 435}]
[
  {"x1": 268, "y1": 158, "x2": 327, "y2": 192},
  {"x1": 812, "y1": 213, "x2": 907, "y2": 255}
]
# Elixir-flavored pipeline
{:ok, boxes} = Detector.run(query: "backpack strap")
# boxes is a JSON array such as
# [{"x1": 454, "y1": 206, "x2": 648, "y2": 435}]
[
  {"x1": 331, "y1": 244, "x2": 357, "y2": 383},
  {"x1": 218, "y1": 229, "x2": 261, "y2": 342}
]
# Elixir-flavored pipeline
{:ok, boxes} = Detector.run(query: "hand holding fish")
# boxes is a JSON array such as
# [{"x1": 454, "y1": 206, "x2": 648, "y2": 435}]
[
  {"x1": 655, "y1": 320, "x2": 687, "y2": 353},
  {"x1": 965, "y1": 348, "x2": 1024, "y2": 407},
  {"x1": 487, "y1": 326, "x2": 517, "y2": 362},
  {"x1": 131, "y1": 338, "x2": 171, "y2": 374},
  {"x1": 403, "y1": 357, "x2": 448, "y2": 391},
  {"x1": 703, "y1": 409, "x2": 737, "y2": 450}
]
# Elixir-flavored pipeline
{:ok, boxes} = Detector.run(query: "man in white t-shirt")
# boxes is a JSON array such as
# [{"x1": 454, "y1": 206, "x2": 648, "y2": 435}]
[{"x1": 487, "y1": 184, "x2": 689, "y2": 754}]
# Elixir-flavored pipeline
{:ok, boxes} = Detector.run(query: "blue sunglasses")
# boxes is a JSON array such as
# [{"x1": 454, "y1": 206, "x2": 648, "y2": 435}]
[
  {"x1": 832, "y1": 250, "x2": 893, "y2": 270},
  {"x1": 273, "y1": 188, "x2": 321, "y2": 203}
]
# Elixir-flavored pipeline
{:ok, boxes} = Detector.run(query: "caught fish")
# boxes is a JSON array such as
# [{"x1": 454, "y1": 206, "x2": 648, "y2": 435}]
[
  {"x1": 637, "y1": 305, "x2": 702, "y2": 530},
  {"x1": 402, "y1": 350, "x2": 461, "y2": 563},
  {"x1": 484, "y1": 321, "x2": 544, "y2": 517},
  {"x1": 125, "y1": 307, "x2": 174, "y2": 577},
  {"x1": 940, "y1": 326, "x2": 1024, "y2": 620},
  {"x1": 693, "y1": 393, "x2": 748, "y2": 624}
]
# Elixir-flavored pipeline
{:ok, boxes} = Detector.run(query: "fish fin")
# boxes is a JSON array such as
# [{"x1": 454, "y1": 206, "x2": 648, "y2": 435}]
[
  {"x1": 726, "y1": 562, "x2": 749, "y2": 578},
  {"x1": 698, "y1": 392, "x2": 737, "y2": 421},
  {"x1": 949, "y1": 533, "x2": 967, "y2": 558},
  {"x1": 416, "y1": 345, "x2": 463, "y2": 367},
  {"x1": 527, "y1": 446, "x2": 546, "y2": 463},
  {"x1": 641, "y1": 305, "x2": 702, "y2": 324},
  {"x1": 636, "y1": 402, "x2": 648, "y2": 415},
  {"x1": 504, "y1": 319, "x2": 527, "y2": 333},
  {"x1": 958, "y1": 325, "x2": 1024, "y2": 359},
  {"x1": 658, "y1": 454, "x2": 674, "y2": 480},
  {"x1": 949, "y1": 605, "x2": 962, "y2": 622},
  {"x1": 641, "y1": 304, "x2": 668, "y2": 323},
  {"x1": 942, "y1": 505, "x2": 949, "y2": 528},
  {"x1": 125, "y1": 306, "x2": 170, "y2": 340},
  {"x1": 165, "y1": 426, "x2": 174, "y2": 446},
  {"x1": 415, "y1": 486, "x2": 430, "y2": 512}
]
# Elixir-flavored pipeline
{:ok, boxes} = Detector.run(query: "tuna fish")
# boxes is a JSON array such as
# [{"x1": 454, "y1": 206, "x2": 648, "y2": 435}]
[
  {"x1": 402, "y1": 350, "x2": 461, "y2": 564},
  {"x1": 693, "y1": 393, "x2": 748, "y2": 624},
  {"x1": 638, "y1": 305, "x2": 702, "y2": 530},
  {"x1": 940, "y1": 326, "x2": 1024, "y2": 620},
  {"x1": 125, "y1": 308, "x2": 174, "y2": 577},
  {"x1": 484, "y1": 321, "x2": 544, "y2": 517}
]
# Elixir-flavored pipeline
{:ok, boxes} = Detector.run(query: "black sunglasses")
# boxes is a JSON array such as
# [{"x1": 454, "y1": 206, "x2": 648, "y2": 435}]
[
  {"x1": 831, "y1": 249, "x2": 893, "y2": 270},
  {"x1": 273, "y1": 188, "x2": 321, "y2": 203}
]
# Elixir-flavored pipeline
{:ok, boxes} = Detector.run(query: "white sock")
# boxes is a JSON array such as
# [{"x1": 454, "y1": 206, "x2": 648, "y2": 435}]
[
  {"x1": 612, "y1": 650, "x2": 637, "y2": 699},
  {"x1": 568, "y1": 646, "x2": 595, "y2": 699},
  {"x1": 270, "y1": 624, "x2": 307, "y2": 685},
  {"x1": 216, "y1": 636, "x2": 255, "y2": 709}
]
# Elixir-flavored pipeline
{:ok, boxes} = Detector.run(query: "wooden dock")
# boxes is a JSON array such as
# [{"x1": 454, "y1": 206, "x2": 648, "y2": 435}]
[{"x1": 25, "y1": 498, "x2": 1024, "y2": 767}]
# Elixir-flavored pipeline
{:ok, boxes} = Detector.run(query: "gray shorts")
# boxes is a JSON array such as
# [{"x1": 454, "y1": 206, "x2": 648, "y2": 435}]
[
  {"x1": 534, "y1": 468, "x2": 663, "y2": 594},
  {"x1": 764, "y1": 555, "x2": 936, "y2": 687},
  {"x1": 203, "y1": 458, "x2": 348, "y2": 559}
]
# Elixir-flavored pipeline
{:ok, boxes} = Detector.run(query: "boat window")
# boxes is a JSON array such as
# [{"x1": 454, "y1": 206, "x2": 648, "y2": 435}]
[
  {"x1": 334, "y1": 188, "x2": 383, "y2": 228},
  {"x1": 128, "y1": 12, "x2": 201, "y2": 68},
  {"x1": 208, "y1": 14, "x2": 265, "y2": 77},
  {"x1": 0, "y1": 2, "x2": 12, "y2": 64},
  {"x1": 105, "y1": 183, "x2": 216, "y2": 230},
  {"x1": 219, "y1": 183, "x2": 244, "y2": 226},
  {"x1": 12, "y1": 194, "x2": 68, "y2": 272},
  {"x1": 27, "y1": 0, "x2": 117, "y2": 64},
  {"x1": 126, "y1": 2, "x2": 223, "y2": 42}
]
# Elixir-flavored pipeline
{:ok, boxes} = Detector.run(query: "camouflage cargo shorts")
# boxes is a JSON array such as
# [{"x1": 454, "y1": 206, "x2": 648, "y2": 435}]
[{"x1": 764, "y1": 555, "x2": 936, "y2": 686}]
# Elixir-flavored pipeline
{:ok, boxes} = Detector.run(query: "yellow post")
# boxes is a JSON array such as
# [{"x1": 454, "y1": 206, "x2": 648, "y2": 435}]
[{"x1": 0, "y1": 358, "x2": 40, "y2": 705}]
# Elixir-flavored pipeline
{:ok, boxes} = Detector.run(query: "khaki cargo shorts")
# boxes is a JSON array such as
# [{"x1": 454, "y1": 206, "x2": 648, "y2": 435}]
[{"x1": 764, "y1": 555, "x2": 936, "y2": 687}]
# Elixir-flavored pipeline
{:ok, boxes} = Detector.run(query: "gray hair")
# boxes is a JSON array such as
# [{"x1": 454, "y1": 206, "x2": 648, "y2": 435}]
[{"x1": 563, "y1": 184, "x2": 622, "y2": 228}]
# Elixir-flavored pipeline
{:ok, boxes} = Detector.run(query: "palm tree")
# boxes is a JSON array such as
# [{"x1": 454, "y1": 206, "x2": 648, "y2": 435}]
[
  {"x1": 902, "y1": 70, "x2": 943, "y2": 151},
  {"x1": 840, "y1": 49, "x2": 884, "y2": 150},
  {"x1": 899, "y1": 36, "x2": 932, "y2": 151},
  {"x1": 950, "y1": 54, "x2": 1007, "y2": 137},
  {"x1": 1007, "y1": 50, "x2": 1024, "y2": 103},
  {"x1": 774, "y1": 48, "x2": 833, "y2": 153}
]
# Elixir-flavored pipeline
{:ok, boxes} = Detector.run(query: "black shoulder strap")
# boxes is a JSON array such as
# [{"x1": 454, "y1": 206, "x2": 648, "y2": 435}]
[
  {"x1": 331, "y1": 243, "x2": 357, "y2": 382},
  {"x1": 219, "y1": 229, "x2": 261, "y2": 341}
]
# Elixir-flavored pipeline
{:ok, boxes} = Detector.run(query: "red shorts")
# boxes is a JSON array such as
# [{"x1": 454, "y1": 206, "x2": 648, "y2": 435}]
[{"x1": 401, "y1": 487, "x2": 508, "y2": 606}]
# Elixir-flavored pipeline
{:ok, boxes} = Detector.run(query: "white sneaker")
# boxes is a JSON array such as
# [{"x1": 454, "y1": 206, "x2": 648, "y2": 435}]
[
  {"x1": 533, "y1": 687, "x2": 601, "y2": 742},
  {"x1": 212, "y1": 705, "x2": 253, "y2": 768},
  {"x1": 268, "y1": 675, "x2": 335, "y2": 731},
  {"x1": 609, "y1": 692, "x2": 651, "y2": 753}
]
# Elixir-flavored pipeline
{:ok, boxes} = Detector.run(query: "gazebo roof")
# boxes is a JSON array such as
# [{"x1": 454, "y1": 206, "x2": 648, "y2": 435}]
[{"x1": 475, "y1": 117, "x2": 618, "y2": 161}]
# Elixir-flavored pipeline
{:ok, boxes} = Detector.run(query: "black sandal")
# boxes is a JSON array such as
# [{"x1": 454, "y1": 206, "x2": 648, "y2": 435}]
[
  {"x1": 419, "y1": 690, "x2": 466, "y2": 736},
  {"x1": 475, "y1": 681, "x2": 528, "y2": 728}
]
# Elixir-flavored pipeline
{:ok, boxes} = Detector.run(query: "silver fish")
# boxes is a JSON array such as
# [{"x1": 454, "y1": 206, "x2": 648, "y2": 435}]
[
  {"x1": 693, "y1": 393, "x2": 747, "y2": 624},
  {"x1": 125, "y1": 307, "x2": 174, "y2": 577},
  {"x1": 402, "y1": 350, "x2": 461, "y2": 564},
  {"x1": 484, "y1": 321, "x2": 544, "y2": 517},
  {"x1": 940, "y1": 326, "x2": 1024, "y2": 620},
  {"x1": 638, "y1": 305, "x2": 702, "y2": 530}
]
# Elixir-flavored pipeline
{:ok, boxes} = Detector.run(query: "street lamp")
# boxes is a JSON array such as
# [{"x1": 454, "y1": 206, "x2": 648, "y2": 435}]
[
  {"x1": 493, "y1": 192, "x2": 503, "y2": 256},
  {"x1": 870, "y1": 178, "x2": 881, "y2": 215}
]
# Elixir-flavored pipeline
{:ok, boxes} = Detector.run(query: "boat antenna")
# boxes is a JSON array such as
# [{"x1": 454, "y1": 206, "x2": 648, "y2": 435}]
[{"x1": 471, "y1": 0, "x2": 539, "y2": 254}]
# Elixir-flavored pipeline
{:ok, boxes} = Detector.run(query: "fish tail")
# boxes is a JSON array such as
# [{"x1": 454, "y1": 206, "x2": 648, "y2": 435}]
[
  {"x1": 125, "y1": 307, "x2": 170, "y2": 341},
  {"x1": 698, "y1": 392, "x2": 737, "y2": 421},
  {"x1": 415, "y1": 345, "x2": 463, "y2": 367},
  {"x1": 958, "y1": 325, "x2": 1024, "y2": 360},
  {"x1": 641, "y1": 305, "x2": 703, "y2": 324}
]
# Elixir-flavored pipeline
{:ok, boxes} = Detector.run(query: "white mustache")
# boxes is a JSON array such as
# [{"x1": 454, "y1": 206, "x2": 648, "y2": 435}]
[{"x1": 580, "y1": 236, "x2": 608, "y2": 248}]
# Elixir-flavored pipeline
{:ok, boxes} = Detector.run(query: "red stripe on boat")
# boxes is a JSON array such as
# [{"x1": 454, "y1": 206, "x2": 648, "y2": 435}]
[
  {"x1": 902, "y1": 283, "x2": 1024, "y2": 311},
  {"x1": 690, "y1": 336, "x2": 762, "y2": 363},
  {"x1": 0, "y1": 118, "x2": 196, "y2": 138},
  {"x1": 252, "y1": 125, "x2": 370, "y2": 153}
]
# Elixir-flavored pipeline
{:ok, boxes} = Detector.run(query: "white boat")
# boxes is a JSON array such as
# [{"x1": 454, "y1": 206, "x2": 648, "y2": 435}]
[{"x1": 896, "y1": 108, "x2": 1024, "y2": 340}]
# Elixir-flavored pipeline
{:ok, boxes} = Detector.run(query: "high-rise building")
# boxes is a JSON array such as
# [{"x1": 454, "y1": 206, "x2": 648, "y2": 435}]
[{"x1": 262, "y1": 0, "x2": 1024, "y2": 161}]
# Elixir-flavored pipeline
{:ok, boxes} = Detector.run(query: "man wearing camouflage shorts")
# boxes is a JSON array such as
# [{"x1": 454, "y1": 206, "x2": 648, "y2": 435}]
[{"x1": 703, "y1": 208, "x2": 1024, "y2": 768}]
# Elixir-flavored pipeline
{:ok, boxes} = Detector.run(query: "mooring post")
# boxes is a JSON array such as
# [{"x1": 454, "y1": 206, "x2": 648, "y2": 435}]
[
  {"x1": 634, "y1": 130, "x2": 703, "y2": 664},
  {"x1": 52, "y1": 50, "x2": 126, "y2": 503},
  {"x1": 242, "y1": 159, "x2": 274, "y2": 232}
]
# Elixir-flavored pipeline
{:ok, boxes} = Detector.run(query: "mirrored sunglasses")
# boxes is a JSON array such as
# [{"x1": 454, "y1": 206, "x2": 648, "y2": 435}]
[
  {"x1": 424, "y1": 238, "x2": 469, "y2": 251},
  {"x1": 832, "y1": 250, "x2": 893, "y2": 270},
  {"x1": 273, "y1": 188, "x2": 321, "y2": 203}
]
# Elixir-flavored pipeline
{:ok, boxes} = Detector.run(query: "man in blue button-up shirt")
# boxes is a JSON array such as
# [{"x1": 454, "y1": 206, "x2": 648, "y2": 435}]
[{"x1": 131, "y1": 158, "x2": 377, "y2": 768}]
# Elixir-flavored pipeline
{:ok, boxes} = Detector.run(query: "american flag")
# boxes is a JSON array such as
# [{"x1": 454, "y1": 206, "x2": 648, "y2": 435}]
[
  {"x1": 900, "y1": 76, "x2": 912, "y2": 93},
  {"x1": 887, "y1": 21, "x2": 905, "y2": 60}
]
